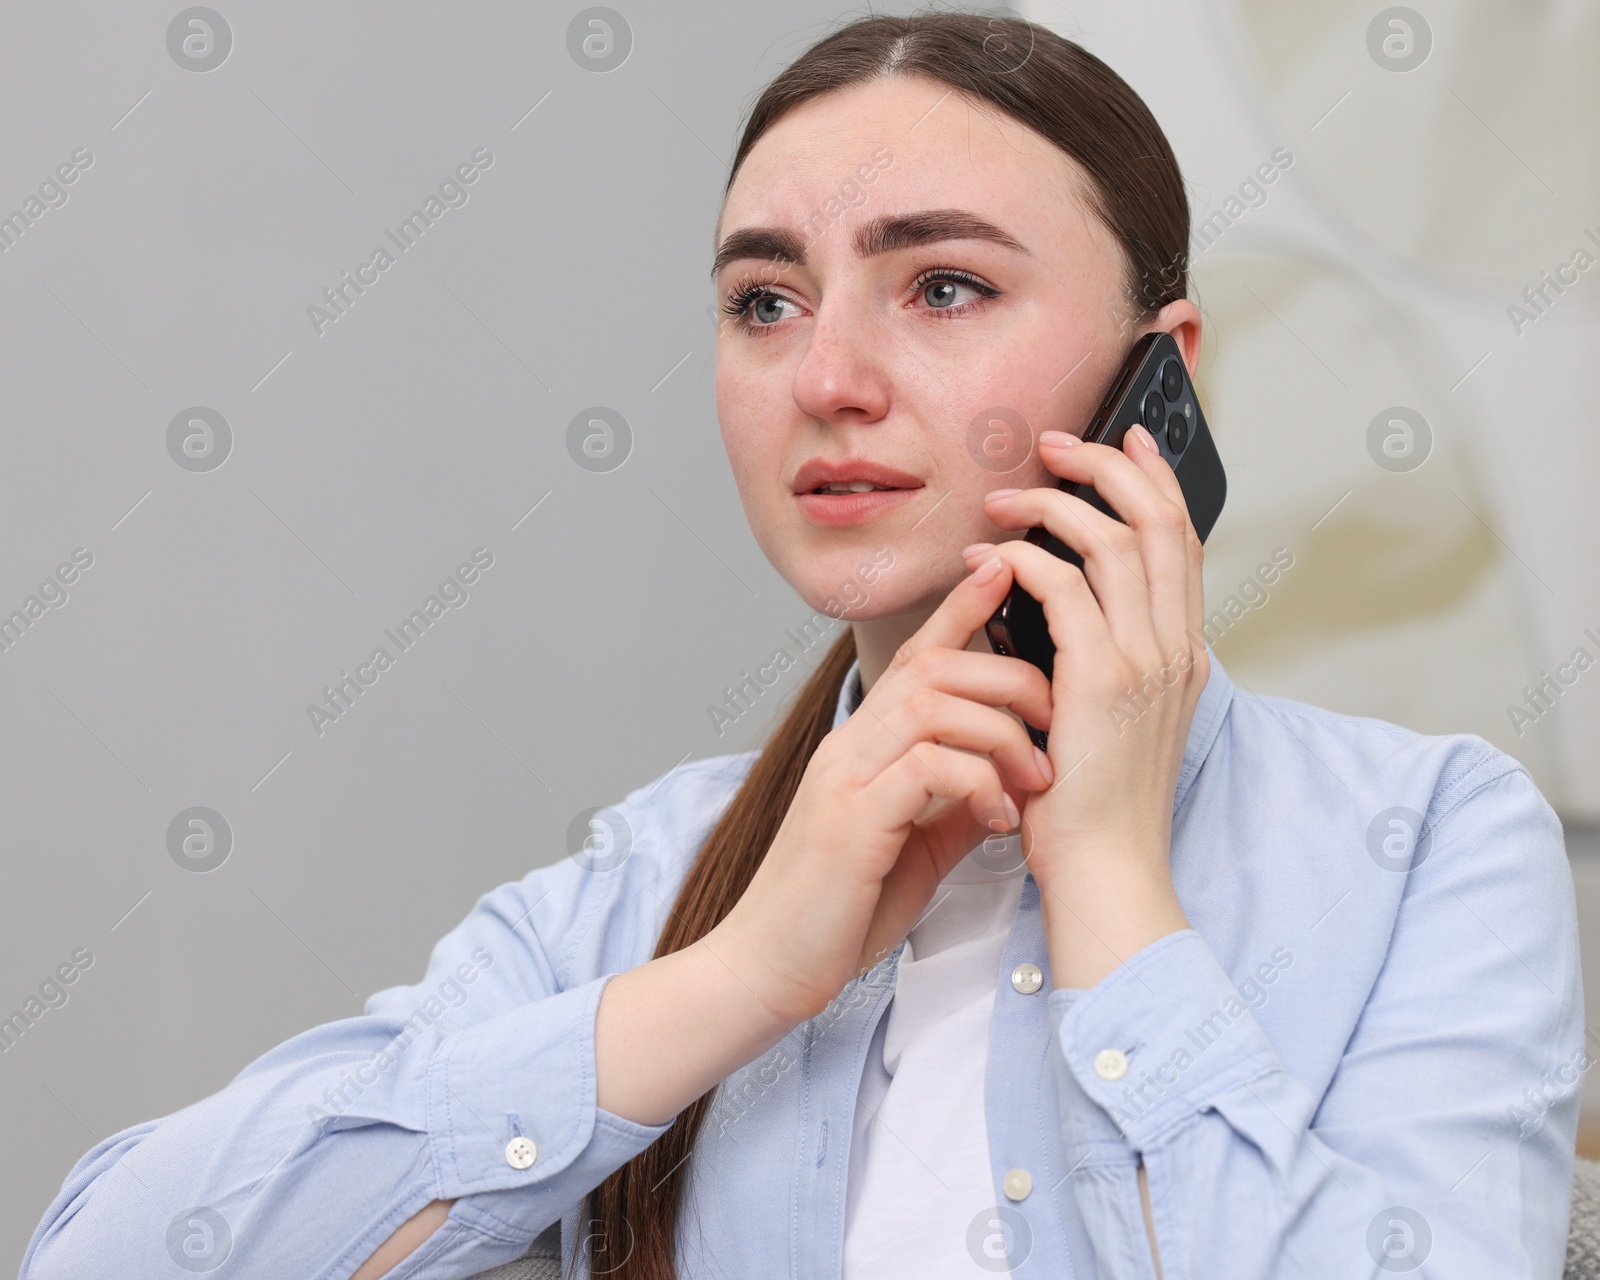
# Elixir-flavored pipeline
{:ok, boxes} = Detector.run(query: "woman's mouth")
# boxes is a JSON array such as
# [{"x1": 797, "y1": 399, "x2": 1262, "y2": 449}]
[{"x1": 791, "y1": 458, "x2": 925, "y2": 526}]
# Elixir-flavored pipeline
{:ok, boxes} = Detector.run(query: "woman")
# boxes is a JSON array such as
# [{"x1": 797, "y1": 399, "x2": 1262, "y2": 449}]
[{"x1": 22, "y1": 11, "x2": 1582, "y2": 1280}]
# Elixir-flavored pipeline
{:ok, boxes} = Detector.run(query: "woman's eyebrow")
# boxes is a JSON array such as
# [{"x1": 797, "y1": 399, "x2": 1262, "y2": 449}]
[{"x1": 710, "y1": 209, "x2": 1032, "y2": 281}]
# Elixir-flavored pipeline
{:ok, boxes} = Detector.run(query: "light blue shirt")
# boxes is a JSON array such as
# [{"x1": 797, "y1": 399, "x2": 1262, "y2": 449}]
[{"x1": 21, "y1": 648, "x2": 1584, "y2": 1279}]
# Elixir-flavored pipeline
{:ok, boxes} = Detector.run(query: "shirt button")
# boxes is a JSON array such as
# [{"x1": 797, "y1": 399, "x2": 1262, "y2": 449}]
[
  {"x1": 1003, "y1": 1168, "x2": 1033, "y2": 1201},
  {"x1": 1010, "y1": 962, "x2": 1043, "y2": 994},
  {"x1": 1094, "y1": 1048, "x2": 1129, "y2": 1081},
  {"x1": 505, "y1": 1136, "x2": 538, "y2": 1170}
]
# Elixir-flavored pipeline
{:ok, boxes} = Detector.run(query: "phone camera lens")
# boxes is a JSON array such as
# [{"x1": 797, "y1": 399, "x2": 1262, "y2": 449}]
[
  {"x1": 1161, "y1": 358, "x2": 1183, "y2": 401},
  {"x1": 1142, "y1": 389, "x2": 1164, "y2": 431},
  {"x1": 1167, "y1": 412, "x2": 1188, "y2": 453}
]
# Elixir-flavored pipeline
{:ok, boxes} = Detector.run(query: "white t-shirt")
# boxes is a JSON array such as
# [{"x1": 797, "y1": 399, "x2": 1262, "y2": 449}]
[{"x1": 842, "y1": 838, "x2": 1028, "y2": 1277}]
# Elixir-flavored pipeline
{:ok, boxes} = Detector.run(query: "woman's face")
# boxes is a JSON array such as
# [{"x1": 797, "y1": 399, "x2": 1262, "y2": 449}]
[{"x1": 713, "y1": 74, "x2": 1151, "y2": 624}]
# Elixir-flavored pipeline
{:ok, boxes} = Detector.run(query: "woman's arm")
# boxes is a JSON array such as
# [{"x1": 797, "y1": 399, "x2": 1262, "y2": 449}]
[
  {"x1": 1044, "y1": 758, "x2": 1582, "y2": 1279},
  {"x1": 344, "y1": 931, "x2": 802, "y2": 1279},
  {"x1": 593, "y1": 931, "x2": 800, "y2": 1126},
  {"x1": 976, "y1": 399, "x2": 1579, "y2": 1275},
  {"x1": 18, "y1": 841, "x2": 762, "y2": 1280}
]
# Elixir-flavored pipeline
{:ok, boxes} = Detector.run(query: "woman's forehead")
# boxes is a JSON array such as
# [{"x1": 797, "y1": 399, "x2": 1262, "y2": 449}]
[
  {"x1": 717, "y1": 85, "x2": 1096, "y2": 266},
  {"x1": 730, "y1": 79, "x2": 1059, "y2": 197}
]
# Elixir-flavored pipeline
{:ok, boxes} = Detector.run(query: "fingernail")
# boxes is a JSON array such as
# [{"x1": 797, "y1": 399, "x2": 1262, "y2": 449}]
[
  {"x1": 1001, "y1": 793, "x2": 1021, "y2": 828},
  {"x1": 1129, "y1": 423, "x2": 1159, "y2": 453},
  {"x1": 1039, "y1": 430, "x2": 1080, "y2": 447},
  {"x1": 961, "y1": 541, "x2": 996, "y2": 559},
  {"x1": 1033, "y1": 745, "x2": 1053, "y2": 785},
  {"x1": 970, "y1": 554, "x2": 1004, "y2": 584},
  {"x1": 985, "y1": 488, "x2": 1021, "y2": 501}
]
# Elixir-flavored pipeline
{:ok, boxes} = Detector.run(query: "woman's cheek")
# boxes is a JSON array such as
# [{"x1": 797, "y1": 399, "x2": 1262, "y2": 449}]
[{"x1": 715, "y1": 402, "x2": 768, "y2": 491}]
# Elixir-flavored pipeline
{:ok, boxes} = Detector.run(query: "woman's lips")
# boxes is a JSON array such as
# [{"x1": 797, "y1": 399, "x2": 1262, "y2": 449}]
[{"x1": 794, "y1": 487, "x2": 922, "y2": 526}]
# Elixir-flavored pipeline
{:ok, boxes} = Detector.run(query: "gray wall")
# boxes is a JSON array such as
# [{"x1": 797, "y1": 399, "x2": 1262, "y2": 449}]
[{"x1": 2, "y1": 0, "x2": 1596, "y2": 1273}]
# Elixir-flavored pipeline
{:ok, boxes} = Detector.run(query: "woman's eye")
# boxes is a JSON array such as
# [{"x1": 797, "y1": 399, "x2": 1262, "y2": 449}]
[
  {"x1": 722, "y1": 288, "x2": 799, "y2": 333},
  {"x1": 750, "y1": 294, "x2": 796, "y2": 325},
  {"x1": 914, "y1": 271, "x2": 998, "y2": 316}
]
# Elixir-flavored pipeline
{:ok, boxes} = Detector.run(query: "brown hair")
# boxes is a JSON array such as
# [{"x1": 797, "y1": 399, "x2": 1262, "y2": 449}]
[{"x1": 581, "y1": 10, "x2": 1190, "y2": 1276}]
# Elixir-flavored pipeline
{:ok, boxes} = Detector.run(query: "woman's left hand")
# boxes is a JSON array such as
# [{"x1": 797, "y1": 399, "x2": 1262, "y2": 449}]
[{"x1": 971, "y1": 421, "x2": 1209, "y2": 989}]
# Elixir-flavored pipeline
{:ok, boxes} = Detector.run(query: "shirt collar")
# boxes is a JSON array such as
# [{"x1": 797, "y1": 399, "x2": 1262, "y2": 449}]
[{"x1": 831, "y1": 646, "x2": 1233, "y2": 812}]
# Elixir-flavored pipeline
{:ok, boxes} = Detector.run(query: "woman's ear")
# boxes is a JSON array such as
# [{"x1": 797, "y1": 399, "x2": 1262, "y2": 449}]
[{"x1": 1144, "y1": 298, "x2": 1203, "y2": 374}]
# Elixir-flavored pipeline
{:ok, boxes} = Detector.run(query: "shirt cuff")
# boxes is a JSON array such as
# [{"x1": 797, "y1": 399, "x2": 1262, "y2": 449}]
[
  {"x1": 425, "y1": 972, "x2": 675, "y2": 1204},
  {"x1": 1046, "y1": 929, "x2": 1280, "y2": 1152}
]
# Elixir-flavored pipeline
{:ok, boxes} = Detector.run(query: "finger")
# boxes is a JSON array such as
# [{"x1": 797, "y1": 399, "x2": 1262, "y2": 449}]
[
  {"x1": 1116, "y1": 423, "x2": 1185, "y2": 508},
  {"x1": 852, "y1": 683, "x2": 1051, "y2": 795},
  {"x1": 884, "y1": 552, "x2": 1016, "y2": 673},
  {"x1": 868, "y1": 557, "x2": 1054, "y2": 735},
  {"x1": 1109, "y1": 426, "x2": 1207, "y2": 655},
  {"x1": 874, "y1": 631, "x2": 1054, "y2": 735},
  {"x1": 994, "y1": 429, "x2": 1194, "y2": 658},
  {"x1": 864, "y1": 797, "x2": 1021, "y2": 970},
  {"x1": 848, "y1": 649, "x2": 1053, "y2": 791},
  {"x1": 983, "y1": 488, "x2": 1156, "y2": 660},
  {"x1": 1034, "y1": 434, "x2": 1180, "y2": 534},
  {"x1": 977, "y1": 538, "x2": 1121, "y2": 689},
  {"x1": 874, "y1": 740, "x2": 1016, "y2": 844}
]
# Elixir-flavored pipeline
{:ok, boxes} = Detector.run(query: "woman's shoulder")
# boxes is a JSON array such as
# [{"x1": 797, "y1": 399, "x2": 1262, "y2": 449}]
[
  {"x1": 605, "y1": 747, "x2": 765, "y2": 860},
  {"x1": 1215, "y1": 680, "x2": 1557, "y2": 868},
  {"x1": 409, "y1": 749, "x2": 765, "y2": 999},
  {"x1": 1192, "y1": 679, "x2": 1575, "y2": 1028}
]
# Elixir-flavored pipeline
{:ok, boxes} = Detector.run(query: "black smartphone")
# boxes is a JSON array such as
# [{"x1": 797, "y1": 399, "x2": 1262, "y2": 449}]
[{"x1": 984, "y1": 330, "x2": 1226, "y2": 751}]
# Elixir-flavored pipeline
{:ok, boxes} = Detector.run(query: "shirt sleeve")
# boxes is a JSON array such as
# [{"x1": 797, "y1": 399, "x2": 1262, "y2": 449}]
[
  {"x1": 18, "y1": 862, "x2": 676, "y2": 1280},
  {"x1": 1044, "y1": 758, "x2": 1583, "y2": 1280}
]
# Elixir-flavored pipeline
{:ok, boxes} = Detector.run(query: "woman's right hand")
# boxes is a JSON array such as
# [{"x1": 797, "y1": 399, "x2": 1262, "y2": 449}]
[{"x1": 711, "y1": 553, "x2": 1056, "y2": 1029}]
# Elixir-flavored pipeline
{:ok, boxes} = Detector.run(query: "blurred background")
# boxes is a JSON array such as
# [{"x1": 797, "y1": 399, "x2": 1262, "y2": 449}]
[{"x1": 1, "y1": 0, "x2": 1596, "y2": 1270}]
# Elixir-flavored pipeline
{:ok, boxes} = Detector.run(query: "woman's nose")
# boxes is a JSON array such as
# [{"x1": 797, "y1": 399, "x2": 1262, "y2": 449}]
[{"x1": 789, "y1": 290, "x2": 893, "y2": 425}]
